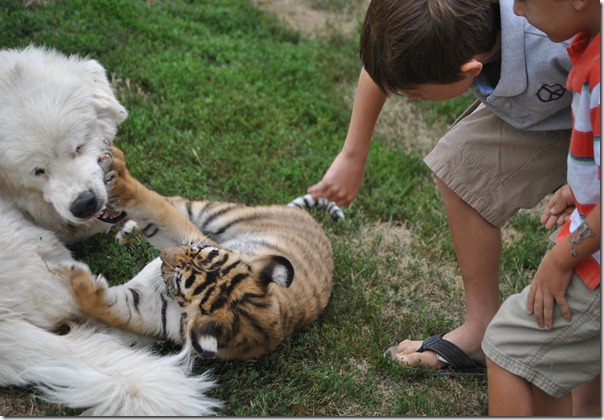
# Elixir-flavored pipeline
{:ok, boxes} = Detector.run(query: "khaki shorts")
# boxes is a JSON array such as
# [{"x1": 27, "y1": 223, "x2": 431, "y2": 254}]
[
  {"x1": 424, "y1": 102, "x2": 571, "y2": 227},
  {"x1": 482, "y1": 275, "x2": 601, "y2": 398}
]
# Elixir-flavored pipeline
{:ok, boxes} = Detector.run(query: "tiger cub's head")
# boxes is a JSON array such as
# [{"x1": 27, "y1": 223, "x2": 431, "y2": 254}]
[{"x1": 159, "y1": 243, "x2": 294, "y2": 358}]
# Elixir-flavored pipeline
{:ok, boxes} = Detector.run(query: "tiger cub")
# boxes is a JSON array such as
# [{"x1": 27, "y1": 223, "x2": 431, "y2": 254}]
[{"x1": 70, "y1": 147, "x2": 334, "y2": 360}]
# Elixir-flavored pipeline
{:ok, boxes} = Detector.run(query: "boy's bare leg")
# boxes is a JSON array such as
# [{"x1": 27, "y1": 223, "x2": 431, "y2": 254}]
[
  {"x1": 486, "y1": 358, "x2": 572, "y2": 416},
  {"x1": 533, "y1": 388, "x2": 572, "y2": 417},
  {"x1": 486, "y1": 358, "x2": 533, "y2": 415},
  {"x1": 571, "y1": 375, "x2": 601, "y2": 416},
  {"x1": 397, "y1": 177, "x2": 501, "y2": 367}
]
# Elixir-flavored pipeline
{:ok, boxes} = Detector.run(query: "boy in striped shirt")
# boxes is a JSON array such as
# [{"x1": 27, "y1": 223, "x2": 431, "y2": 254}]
[{"x1": 482, "y1": 0, "x2": 600, "y2": 416}]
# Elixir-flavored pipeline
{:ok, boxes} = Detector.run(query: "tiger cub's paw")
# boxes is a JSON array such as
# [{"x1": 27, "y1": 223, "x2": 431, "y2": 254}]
[
  {"x1": 101, "y1": 146, "x2": 137, "y2": 211},
  {"x1": 66, "y1": 262, "x2": 109, "y2": 312},
  {"x1": 115, "y1": 219, "x2": 142, "y2": 245}
]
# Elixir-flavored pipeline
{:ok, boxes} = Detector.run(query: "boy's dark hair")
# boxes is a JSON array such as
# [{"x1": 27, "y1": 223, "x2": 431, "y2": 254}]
[{"x1": 360, "y1": 0, "x2": 500, "y2": 95}]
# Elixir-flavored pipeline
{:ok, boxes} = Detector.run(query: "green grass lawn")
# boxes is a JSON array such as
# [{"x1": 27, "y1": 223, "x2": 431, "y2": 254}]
[{"x1": 0, "y1": 0, "x2": 549, "y2": 416}]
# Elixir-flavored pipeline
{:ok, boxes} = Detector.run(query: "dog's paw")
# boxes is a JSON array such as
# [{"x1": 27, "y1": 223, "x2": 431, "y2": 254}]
[{"x1": 52, "y1": 261, "x2": 92, "y2": 279}]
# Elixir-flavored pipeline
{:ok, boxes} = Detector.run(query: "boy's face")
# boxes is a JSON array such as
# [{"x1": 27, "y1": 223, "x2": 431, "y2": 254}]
[{"x1": 513, "y1": 0, "x2": 587, "y2": 42}]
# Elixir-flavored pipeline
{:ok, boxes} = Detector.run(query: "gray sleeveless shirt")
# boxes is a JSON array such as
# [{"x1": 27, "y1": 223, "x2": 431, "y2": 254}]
[{"x1": 469, "y1": 0, "x2": 572, "y2": 131}]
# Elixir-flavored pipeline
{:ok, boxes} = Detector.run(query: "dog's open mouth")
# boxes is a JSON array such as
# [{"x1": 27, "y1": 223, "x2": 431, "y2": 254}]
[{"x1": 96, "y1": 205, "x2": 127, "y2": 224}]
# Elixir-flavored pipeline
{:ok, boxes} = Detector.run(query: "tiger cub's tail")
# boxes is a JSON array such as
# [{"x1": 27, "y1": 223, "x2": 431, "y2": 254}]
[{"x1": 287, "y1": 194, "x2": 344, "y2": 222}]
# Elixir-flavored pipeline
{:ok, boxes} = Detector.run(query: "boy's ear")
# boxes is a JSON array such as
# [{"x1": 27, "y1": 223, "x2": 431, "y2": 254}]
[{"x1": 460, "y1": 59, "x2": 483, "y2": 78}]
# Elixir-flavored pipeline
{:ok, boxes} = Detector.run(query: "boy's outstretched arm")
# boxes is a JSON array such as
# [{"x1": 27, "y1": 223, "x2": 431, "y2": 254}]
[{"x1": 308, "y1": 68, "x2": 386, "y2": 207}]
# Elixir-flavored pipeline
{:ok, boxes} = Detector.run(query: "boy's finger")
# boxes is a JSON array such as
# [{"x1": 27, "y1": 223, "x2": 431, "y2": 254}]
[
  {"x1": 544, "y1": 216, "x2": 558, "y2": 230},
  {"x1": 556, "y1": 296, "x2": 572, "y2": 322},
  {"x1": 540, "y1": 210, "x2": 550, "y2": 225},
  {"x1": 532, "y1": 291, "x2": 546, "y2": 328},
  {"x1": 527, "y1": 284, "x2": 537, "y2": 315},
  {"x1": 307, "y1": 183, "x2": 326, "y2": 197}
]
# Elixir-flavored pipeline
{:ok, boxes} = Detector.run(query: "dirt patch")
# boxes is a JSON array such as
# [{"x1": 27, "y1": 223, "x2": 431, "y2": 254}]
[
  {"x1": 353, "y1": 221, "x2": 464, "y2": 323},
  {"x1": 252, "y1": 0, "x2": 370, "y2": 39}
]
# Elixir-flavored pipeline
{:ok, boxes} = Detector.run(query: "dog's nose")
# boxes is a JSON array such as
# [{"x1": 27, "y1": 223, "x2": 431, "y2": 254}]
[{"x1": 70, "y1": 190, "x2": 101, "y2": 219}]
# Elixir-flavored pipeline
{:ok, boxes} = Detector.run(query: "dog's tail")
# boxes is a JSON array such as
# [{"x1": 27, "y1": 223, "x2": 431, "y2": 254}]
[{"x1": 0, "y1": 318, "x2": 222, "y2": 416}]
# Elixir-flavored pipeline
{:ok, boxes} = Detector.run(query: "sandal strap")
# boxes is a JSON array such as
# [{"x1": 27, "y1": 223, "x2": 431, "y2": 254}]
[{"x1": 417, "y1": 333, "x2": 482, "y2": 371}]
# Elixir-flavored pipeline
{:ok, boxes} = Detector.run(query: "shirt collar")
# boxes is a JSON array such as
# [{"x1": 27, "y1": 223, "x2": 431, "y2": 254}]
[{"x1": 493, "y1": 0, "x2": 527, "y2": 97}]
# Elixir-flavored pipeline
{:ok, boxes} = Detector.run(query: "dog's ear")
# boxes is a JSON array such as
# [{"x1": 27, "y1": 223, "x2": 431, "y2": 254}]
[{"x1": 84, "y1": 59, "x2": 128, "y2": 141}]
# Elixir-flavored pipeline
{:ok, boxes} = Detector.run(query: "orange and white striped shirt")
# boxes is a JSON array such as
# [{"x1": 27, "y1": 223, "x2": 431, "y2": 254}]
[{"x1": 557, "y1": 32, "x2": 600, "y2": 288}]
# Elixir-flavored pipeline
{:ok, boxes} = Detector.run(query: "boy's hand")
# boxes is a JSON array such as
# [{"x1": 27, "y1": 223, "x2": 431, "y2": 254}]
[
  {"x1": 541, "y1": 185, "x2": 575, "y2": 230},
  {"x1": 527, "y1": 246, "x2": 573, "y2": 330},
  {"x1": 307, "y1": 151, "x2": 366, "y2": 207}
]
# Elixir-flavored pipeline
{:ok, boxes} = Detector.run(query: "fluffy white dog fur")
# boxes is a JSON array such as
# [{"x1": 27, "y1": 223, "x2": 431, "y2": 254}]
[{"x1": 0, "y1": 46, "x2": 221, "y2": 416}]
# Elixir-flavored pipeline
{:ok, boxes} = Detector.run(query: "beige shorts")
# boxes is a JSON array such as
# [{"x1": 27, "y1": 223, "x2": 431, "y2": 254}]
[
  {"x1": 424, "y1": 102, "x2": 571, "y2": 227},
  {"x1": 482, "y1": 275, "x2": 601, "y2": 398}
]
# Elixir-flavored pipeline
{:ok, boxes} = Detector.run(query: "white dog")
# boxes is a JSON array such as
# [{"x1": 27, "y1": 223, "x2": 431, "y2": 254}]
[{"x1": 0, "y1": 46, "x2": 221, "y2": 416}]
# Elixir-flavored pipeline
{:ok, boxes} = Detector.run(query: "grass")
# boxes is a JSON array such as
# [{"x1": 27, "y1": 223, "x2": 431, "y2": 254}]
[{"x1": 1, "y1": 0, "x2": 548, "y2": 416}]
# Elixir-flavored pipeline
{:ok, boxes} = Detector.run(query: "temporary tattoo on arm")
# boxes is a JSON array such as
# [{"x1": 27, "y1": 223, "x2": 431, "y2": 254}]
[{"x1": 569, "y1": 221, "x2": 596, "y2": 257}]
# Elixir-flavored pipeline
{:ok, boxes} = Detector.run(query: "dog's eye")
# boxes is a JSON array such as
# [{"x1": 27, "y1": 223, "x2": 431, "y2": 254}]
[
  {"x1": 33, "y1": 168, "x2": 46, "y2": 176},
  {"x1": 75, "y1": 145, "x2": 84, "y2": 155}
]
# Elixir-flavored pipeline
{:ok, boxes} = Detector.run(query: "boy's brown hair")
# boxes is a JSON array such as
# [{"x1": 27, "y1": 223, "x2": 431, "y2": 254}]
[{"x1": 360, "y1": 0, "x2": 500, "y2": 95}]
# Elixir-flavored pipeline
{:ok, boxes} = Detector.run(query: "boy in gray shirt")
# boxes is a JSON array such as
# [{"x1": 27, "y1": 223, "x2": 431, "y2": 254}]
[{"x1": 307, "y1": 0, "x2": 598, "y2": 412}]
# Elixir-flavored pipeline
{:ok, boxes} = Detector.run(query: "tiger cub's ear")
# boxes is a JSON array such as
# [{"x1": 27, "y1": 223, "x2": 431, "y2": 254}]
[
  {"x1": 188, "y1": 315, "x2": 220, "y2": 358},
  {"x1": 255, "y1": 255, "x2": 294, "y2": 288}
]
